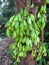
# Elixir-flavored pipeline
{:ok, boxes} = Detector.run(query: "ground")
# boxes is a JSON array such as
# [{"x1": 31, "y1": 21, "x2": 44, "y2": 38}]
[{"x1": 0, "y1": 37, "x2": 14, "y2": 65}]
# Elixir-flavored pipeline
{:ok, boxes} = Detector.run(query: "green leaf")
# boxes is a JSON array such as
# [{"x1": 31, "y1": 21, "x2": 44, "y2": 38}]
[
  {"x1": 8, "y1": 49, "x2": 13, "y2": 58},
  {"x1": 38, "y1": 59, "x2": 42, "y2": 65},
  {"x1": 43, "y1": 58, "x2": 46, "y2": 65},
  {"x1": 13, "y1": 61, "x2": 17, "y2": 65},
  {"x1": 36, "y1": 56, "x2": 41, "y2": 61}
]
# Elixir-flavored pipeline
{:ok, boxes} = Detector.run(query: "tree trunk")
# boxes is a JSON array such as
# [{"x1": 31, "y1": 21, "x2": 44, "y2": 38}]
[
  {"x1": 18, "y1": 53, "x2": 37, "y2": 65},
  {"x1": 41, "y1": 30, "x2": 44, "y2": 43},
  {"x1": 26, "y1": 0, "x2": 31, "y2": 11}
]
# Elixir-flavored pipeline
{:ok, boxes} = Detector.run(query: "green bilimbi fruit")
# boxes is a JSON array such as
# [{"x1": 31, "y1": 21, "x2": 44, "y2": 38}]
[
  {"x1": 14, "y1": 15, "x2": 18, "y2": 21},
  {"x1": 5, "y1": 6, "x2": 46, "y2": 65},
  {"x1": 6, "y1": 29, "x2": 10, "y2": 36},
  {"x1": 40, "y1": 5, "x2": 44, "y2": 13},
  {"x1": 37, "y1": 12, "x2": 41, "y2": 18},
  {"x1": 30, "y1": 14, "x2": 35, "y2": 22},
  {"x1": 37, "y1": 14, "x2": 46, "y2": 30},
  {"x1": 13, "y1": 31, "x2": 16, "y2": 39},
  {"x1": 15, "y1": 22, "x2": 19, "y2": 29},
  {"x1": 40, "y1": 17, "x2": 45, "y2": 30},
  {"x1": 20, "y1": 8, "x2": 23, "y2": 16},
  {"x1": 27, "y1": 16, "x2": 32, "y2": 25},
  {"x1": 18, "y1": 13, "x2": 22, "y2": 21},
  {"x1": 40, "y1": 4, "x2": 46, "y2": 14},
  {"x1": 5, "y1": 16, "x2": 14, "y2": 27},
  {"x1": 43, "y1": 4, "x2": 46, "y2": 14},
  {"x1": 38, "y1": 16, "x2": 45, "y2": 30},
  {"x1": 30, "y1": 3, "x2": 34, "y2": 8},
  {"x1": 24, "y1": 8, "x2": 28, "y2": 16}
]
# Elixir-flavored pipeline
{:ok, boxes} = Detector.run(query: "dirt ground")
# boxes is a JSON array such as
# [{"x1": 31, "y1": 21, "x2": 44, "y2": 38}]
[{"x1": 0, "y1": 37, "x2": 14, "y2": 65}]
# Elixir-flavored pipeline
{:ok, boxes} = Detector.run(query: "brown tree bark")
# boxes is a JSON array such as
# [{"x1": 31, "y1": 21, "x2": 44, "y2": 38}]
[
  {"x1": 41, "y1": 30, "x2": 44, "y2": 43},
  {"x1": 26, "y1": 0, "x2": 31, "y2": 11}
]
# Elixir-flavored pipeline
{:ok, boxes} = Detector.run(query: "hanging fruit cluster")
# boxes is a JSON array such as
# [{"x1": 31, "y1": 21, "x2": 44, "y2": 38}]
[
  {"x1": 37, "y1": 4, "x2": 46, "y2": 30},
  {"x1": 5, "y1": 3, "x2": 47, "y2": 65}
]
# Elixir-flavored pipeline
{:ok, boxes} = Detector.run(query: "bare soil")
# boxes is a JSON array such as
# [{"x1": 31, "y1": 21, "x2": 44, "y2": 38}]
[{"x1": 0, "y1": 37, "x2": 14, "y2": 65}]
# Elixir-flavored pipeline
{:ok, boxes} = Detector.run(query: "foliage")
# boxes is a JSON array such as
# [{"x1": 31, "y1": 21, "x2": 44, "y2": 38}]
[
  {"x1": 37, "y1": 57, "x2": 47, "y2": 65},
  {"x1": 5, "y1": 4, "x2": 47, "y2": 65},
  {"x1": 0, "y1": 0, "x2": 15, "y2": 37},
  {"x1": 44, "y1": 6, "x2": 49, "y2": 42},
  {"x1": 46, "y1": 0, "x2": 49, "y2": 4},
  {"x1": 45, "y1": 42, "x2": 49, "y2": 57},
  {"x1": 37, "y1": 42, "x2": 49, "y2": 65},
  {"x1": 45, "y1": 25, "x2": 49, "y2": 42}
]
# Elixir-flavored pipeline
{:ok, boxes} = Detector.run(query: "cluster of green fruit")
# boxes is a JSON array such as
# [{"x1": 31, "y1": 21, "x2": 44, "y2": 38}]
[
  {"x1": 37, "y1": 4, "x2": 46, "y2": 30},
  {"x1": 5, "y1": 4, "x2": 46, "y2": 65}
]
